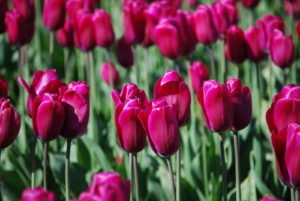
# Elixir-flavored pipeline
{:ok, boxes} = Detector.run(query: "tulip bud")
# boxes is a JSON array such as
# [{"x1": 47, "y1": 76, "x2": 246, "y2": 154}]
[
  {"x1": 0, "y1": 77, "x2": 8, "y2": 98},
  {"x1": 100, "y1": 62, "x2": 120, "y2": 86},
  {"x1": 154, "y1": 70, "x2": 191, "y2": 126},
  {"x1": 259, "y1": 196, "x2": 283, "y2": 201},
  {"x1": 83, "y1": 0, "x2": 99, "y2": 12},
  {"x1": 57, "y1": 18, "x2": 74, "y2": 48},
  {"x1": 92, "y1": 9, "x2": 115, "y2": 48},
  {"x1": 226, "y1": 78, "x2": 252, "y2": 131},
  {"x1": 20, "y1": 187, "x2": 56, "y2": 201},
  {"x1": 66, "y1": 0, "x2": 83, "y2": 25},
  {"x1": 270, "y1": 30, "x2": 294, "y2": 68},
  {"x1": 240, "y1": 0, "x2": 260, "y2": 9},
  {"x1": 139, "y1": 99, "x2": 180, "y2": 157},
  {"x1": 192, "y1": 5, "x2": 218, "y2": 45},
  {"x1": 225, "y1": 25, "x2": 248, "y2": 64},
  {"x1": 285, "y1": 0, "x2": 300, "y2": 18},
  {"x1": 12, "y1": 0, "x2": 35, "y2": 22},
  {"x1": 0, "y1": 0, "x2": 8, "y2": 33},
  {"x1": 42, "y1": 0, "x2": 66, "y2": 31},
  {"x1": 60, "y1": 81, "x2": 89, "y2": 139},
  {"x1": 0, "y1": 98, "x2": 20, "y2": 149},
  {"x1": 116, "y1": 37, "x2": 134, "y2": 68},
  {"x1": 221, "y1": 0, "x2": 239, "y2": 25},
  {"x1": 197, "y1": 80, "x2": 233, "y2": 132},
  {"x1": 211, "y1": 1, "x2": 230, "y2": 35},
  {"x1": 188, "y1": 61, "x2": 209, "y2": 93},
  {"x1": 245, "y1": 25, "x2": 266, "y2": 62}
]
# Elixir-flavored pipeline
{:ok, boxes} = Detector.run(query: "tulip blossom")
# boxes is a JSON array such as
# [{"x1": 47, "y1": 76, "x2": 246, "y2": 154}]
[
  {"x1": 0, "y1": 98, "x2": 20, "y2": 149},
  {"x1": 245, "y1": 25, "x2": 266, "y2": 63},
  {"x1": 42, "y1": 0, "x2": 66, "y2": 31},
  {"x1": 285, "y1": 0, "x2": 300, "y2": 18},
  {"x1": 12, "y1": 0, "x2": 35, "y2": 22},
  {"x1": 220, "y1": 0, "x2": 240, "y2": 25},
  {"x1": 188, "y1": 61, "x2": 209, "y2": 93},
  {"x1": 56, "y1": 18, "x2": 74, "y2": 48},
  {"x1": 225, "y1": 25, "x2": 248, "y2": 64},
  {"x1": 139, "y1": 99, "x2": 180, "y2": 157},
  {"x1": 116, "y1": 37, "x2": 134, "y2": 68},
  {"x1": 240, "y1": 0, "x2": 260, "y2": 9},
  {"x1": 20, "y1": 187, "x2": 56, "y2": 201},
  {"x1": 101, "y1": 62, "x2": 120, "y2": 86},
  {"x1": 270, "y1": 30, "x2": 294, "y2": 69},
  {"x1": 197, "y1": 80, "x2": 233, "y2": 132},
  {"x1": 259, "y1": 196, "x2": 283, "y2": 201},
  {"x1": 66, "y1": 0, "x2": 83, "y2": 24},
  {"x1": 83, "y1": 0, "x2": 99, "y2": 12},
  {"x1": 226, "y1": 78, "x2": 252, "y2": 131},
  {"x1": 211, "y1": 1, "x2": 231, "y2": 35},
  {"x1": 0, "y1": 0, "x2": 8, "y2": 33}
]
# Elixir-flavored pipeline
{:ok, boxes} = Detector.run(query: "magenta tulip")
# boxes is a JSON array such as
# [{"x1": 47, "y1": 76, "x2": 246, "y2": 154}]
[
  {"x1": 83, "y1": 0, "x2": 99, "y2": 12},
  {"x1": 270, "y1": 30, "x2": 294, "y2": 69},
  {"x1": 139, "y1": 99, "x2": 179, "y2": 157},
  {"x1": 100, "y1": 62, "x2": 120, "y2": 86},
  {"x1": 225, "y1": 25, "x2": 248, "y2": 64},
  {"x1": 116, "y1": 37, "x2": 134, "y2": 68},
  {"x1": 92, "y1": 9, "x2": 115, "y2": 48},
  {"x1": 285, "y1": 0, "x2": 300, "y2": 18},
  {"x1": 66, "y1": 0, "x2": 83, "y2": 24},
  {"x1": 188, "y1": 61, "x2": 209, "y2": 93},
  {"x1": 42, "y1": 0, "x2": 66, "y2": 31},
  {"x1": 20, "y1": 187, "x2": 55, "y2": 201},
  {"x1": 57, "y1": 18, "x2": 74, "y2": 48},
  {"x1": 221, "y1": 0, "x2": 239, "y2": 25},
  {"x1": 192, "y1": 5, "x2": 218, "y2": 45},
  {"x1": 59, "y1": 81, "x2": 89, "y2": 139},
  {"x1": 245, "y1": 25, "x2": 266, "y2": 63},
  {"x1": 259, "y1": 196, "x2": 283, "y2": 201},
  {"x1": 240, "y1": 0, "x2": 260, "y2": 9},
  {"x1": 0, "y1": 77, "x2": 8, "y2": 98},
  {"x1": 226, "y1": 78, "x2": 252, "y2": 131},
  {"x1": 211, "y1": 1, "x2": 230, "y2": 35},
  {"x1": 12, "y1": 0, "x2": 35, "y2": 22},
  {"x1": 0, "y1": 98, "x2": 20, "y2": 149},
  {"x1": 0, "y1": 0, "x2": 8, "y2": 33},
  {"x1": 197, "y1": 80, "x2": 233, "y2": 132}
]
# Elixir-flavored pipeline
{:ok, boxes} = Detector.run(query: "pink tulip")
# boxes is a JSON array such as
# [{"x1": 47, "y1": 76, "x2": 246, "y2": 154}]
[
  {"x1": 259, "y1": 196, "x2": 283, "y2": 201},
  {"x1": 20, "y1": 187, "x2": 55, "y2": 201},
  {"x1": 188, "y1": 61, "x2": 209, "y2": 93},
  {"x1": 100, "y1": 62, "x2": 120, "y2": 86},
  {"x1": 0, "y1": 98, "x2": 20, "y2": 149},
  {"x1": 285, "y1": 0, "x2": 300, "y2": 18},
  {"x1": 197, "y1": 80, "x2": 233, "y2": 132},
  {"x1": 0, "y1": 0, "x2": 8, "y2": 33},
  {"x1": 211, "y1": 1, "x2": 230, "y2": 35},
  {"x1": 83, "y1": 0, "x2": 99, "y2": 12},
  {"x1": 57, "y1": 18, "x2": 74, "y2": 48},
  {"x1": 240, "y1": 0, "x2": 260, "y2": 9},
  {"x1": 116, "y1": 37, "x2": 134, "y2": 68},
  {"x1": 12, "y1": 0, "x2": 35, "y2": 22},
  {"x1": 220, "y1": 0, "x2": 239, "y2": 25},
  {"x1": 139, "y1": 99, "x2": 180, "y2": 157},
  {"x1": 245, "y1": 25, "x2": 266, "y2": 63},
  {"x1": 66, "y1": 0, "x2": 83, "y2": 25},
  {"x1": 42, "y1": 0, "x2": 66, "y2": 31}
]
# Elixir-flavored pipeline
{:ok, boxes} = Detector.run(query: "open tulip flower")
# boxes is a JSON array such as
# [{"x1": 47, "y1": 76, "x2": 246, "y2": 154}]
[{"x1": 20, "y1": 187, "x2": 56, "y2": 201}]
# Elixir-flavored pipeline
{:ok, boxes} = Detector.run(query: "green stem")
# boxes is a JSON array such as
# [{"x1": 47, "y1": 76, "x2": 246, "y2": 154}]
[
  {"x1": 176, "y1": 148, "x2": 181, "y2": 201},
  {"x1": 49, "y1": 32, "x2": 54, "y2": 67},
  {"x1": 201, "y1": 122, "x2": 208, "y2": 198},
  {"x1": 208, "y1": 45, "x2": 216, "y2": 80},
  {"x1": 133, "y1": 154, "x2": 140, "y2": 201},
  {"x1": 134, "y1": 47, "x2": 138, "y2": 84},
  {"x1": 282, "y1": 69, "x2": 286, "y2": 86},
  {"x1": 31, "y1": 138, "x2": 36, "y2": 188},
  {"x1": 65, "y1": 139, "x2": 72, "y2": 201},
  {"x1": 233, "y1": 131, "x2": 241, "y2": 201},
  {"x1": 237, "y1": 64, "x2": 240, "y2": 79},
  {"x1": 43, "y1": 142, "x2": 49, "y2": 189},
  {"x1": 268, "y1": 56, "x2": 273, "y2": 98},
  {"x1": 255, "y1": 63, "x2": 261, "y2": 130},
  {"x1": 219, "y1": 134, "x2": 228, "y2": 201},
  {"x1": 65, "y1": 49, "x2": 71, "y2": 83},
  {"x1": 292, "y1": 188, "x2": 296, "y2": 201},
  {"x1": 296, "y1": 189, "x2": 300, "y2": 201},
  {"x1": 166, "y1": 158, "x2": 176, "y2": 201},
  {"x1": 129, "y1": 153, "x2": 133, "y2": 201}
]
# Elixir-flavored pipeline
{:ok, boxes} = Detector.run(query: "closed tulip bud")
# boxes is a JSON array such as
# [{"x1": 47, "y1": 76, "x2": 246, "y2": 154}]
[
  {"x1": 0, "y1": 0, "x2": 8, "y2": 33},
  {"x1": 42, "y1": 0, "x2": 66, "y2": 31},
  {"x1": 116, "y1": 37, "x2": 134, "y2": 68},
  {"x1": 211, "y1": 1, "x2": 230, "y2": 35},
  {"x1": 59, "y1": 81, "x2": 89, "y2": 139},
  {"x1": 57, "y1": 18, "x2": 74, "y2": 48},
  {"x1": 240, "y1": 0, "x2": 260, "y2": 8},
  {"x1": 139, "y1": 99, "x2": 180, "y2": 157},
  {"x1": 225, "y1": 25, "x2": 248, "y2": 64},
  {"x1": 270, "y1": 30, "x2": 294, "y2": 68},
  {"x1": 92, "y1": 9, "x2": 115, "y2": 48},
  {"x1": 123, "y1": 0, "x2": 147, "y2": 44},
  {"x1": 192, "y1": 5, "x2": 218, "y2": 45},
  {"x1": 259, "y1": 196, "x2": 283, "y2": 201},
  {"x1": 0, "y1": 77, "x2": 8, "y2": 98},
  {"x1": 188, "y1": 61, "x2": 209, "y2": 93},
  {"x1": 221, "y1": 0, "x2": 239, "y2": 25},
  {"x1": 226, "y1": 78, "x2": 252, "y2": 131},
  {"x1": 245, "y1": 25, "x2": 266, "y2": 62},
  {"x1": 100, "y1": 62, "x2": 120, "y2": 86},
  {"x1": 154, "y1": 70, "x2": 191, "y2": 126},
  {"x1": 285, "y1": 0, "x2": 300, "y2": 18},
  {"x1": 13, "y1": 0, "x2": 35, "y2": 22},
  {"x1": 197, "y1": 80, "x2": 233, "y2": 132},
  {"x1": 66, "y1": 0, "x2": 83, "y2": 24},
  {"x1": 0, "y1": 98, "x2": 20, "y2": 149},
  {"x1": 20, "y1": 187, "x2": 56, "y2": 201}
]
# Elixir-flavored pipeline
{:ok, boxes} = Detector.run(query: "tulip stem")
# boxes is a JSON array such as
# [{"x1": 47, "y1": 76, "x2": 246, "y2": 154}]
[
  {"x1": 291, "y1": 188, "x2": 296, "y2": 201},
  {"x1": 268, "y1": 56, "x2": 273, "y2": 98},
  {"x1": 200, "y1": 119, "x2": 209, "y2": 198},
  {"x1": 49, "y1": 32, "x2": 54, "y2": 67},
  {"x1": 296, "y1": 189, "x2": 300, "y2": 201},
  {"x1": 129, "y1": 153, "x2": 133, "y2": 201},
  {"x1": 31, "y1": 137, "x2": 37, "y2": 188},
  {"x1": 134, "y1": 47, "x2": 138, "y2": 84},
  {"x1": 43, "y1": 142, "x2": 49, "y2": 189},
  {"x1": 176, "y1": 148, "x2": 181, "y2": 201},
  {"x1": 233, "y1": 131, "x2": 241, "y2": 201},
  {"x1": 219, "y1": 134, "x2": 228, "y2": 201},
  {"x1": 133, "y1": 154, "x2": 140, "y2": 201},
  {"x1": 65, "y1": 49, "x2": 71, "y2": 83},
  {"x1": 208, "y1": 45, "x2": 216, "y2": 80},
  {"x1": 255, "y1": 62, "x2": 261, "y2": 131},
  {"x1": 236, "y1": 64, "x2": 240, "y2": 79},
  {"x1": 282, "y1": 69, "x2": 286, "y2": 86},
  {"x1": 65, "y1": 139, "x2": 72, "y2": 201},
  {"x1": 166, "y1": 158, "x2": 176, "y2": 201}
]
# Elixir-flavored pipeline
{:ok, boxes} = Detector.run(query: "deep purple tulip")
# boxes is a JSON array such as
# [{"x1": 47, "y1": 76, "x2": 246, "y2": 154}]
[
  {"x1": 240, "y1": 0, "x2": 260, "y2": 9},
  {"x1": 0, "y1": 0, "x2": 8, "y2": 33},
  {"x1": 57, "y1": 18, "x2": 74, "y2": 48},
  {"x1": 116, "y1": 37, "x2": 134, "y2": 68},
  {"x1": 197, "y1": 80, "x2": 233, "y2": 132},
  {"x1": 188, "y1": 61, "x2": 209, "y2": 93},
  {"x1": 0, "y1": 98, "x2": 20, "y2": 149},
  {"x1": 20, "y1": 187, "x2": 56, "y2": 201},
  {"x1": 42, "y1": 0, "x2": 66, "y2": 31},
  {"x1": 226, "y1": 78, "x2": 252, "y2": 131},
  {"x1": 259, "y1": 196, "x2": 283, "y2": 201},
  {"x1": 154, "y1": 70, "x2": 191, "y2": 126},
  {"x1": 139, "y1": 99, "x2": 180, "y2": 157},
  {"x1": 100, "y1": 62, "x2": 120, "y2": 86},
  {"x1": 12, "y1": 0, "x2": 35, "y2": 22},
  {"x1": 245, "y1": 25, "x2": 266, "y2": 63},
  {"x1": 270, "y1": 30, "x2": 294, "y2": 69},
  {"x1": 225, "y1": 25, "x2": 248, "y2": 64},
  {"x1": 92, "y1": 9, "x2": 115, "y2": 48},
  {"x1": 59, "y1": 81, "x2": 89, "y2": 139}
]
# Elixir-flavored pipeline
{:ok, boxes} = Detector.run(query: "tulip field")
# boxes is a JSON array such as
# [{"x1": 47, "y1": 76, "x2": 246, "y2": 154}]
[{"x1": 1, "y1": 0, "x2": 300, "y2": 200}]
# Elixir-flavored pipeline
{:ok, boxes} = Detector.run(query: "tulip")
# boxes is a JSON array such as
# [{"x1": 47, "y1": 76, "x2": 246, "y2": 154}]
[
  {"x1": 221, "y1": 0, "x2": 239, "y2": 25},
  {"x1": 153, "y1": 18, "x2": 181, "y2": 59},
  {"x1": 0, "y1": 0, "x2": 8, "y2": 33},
  {"x1": 192, "y1": 5, "x2": 218, "y2": 45},
  {"x1": 116, "y1": 37, "x2": 134, "y2": 68},
  {"x1": 297, "y1": 20, "x2": 300, "y2": 41},
  {"x1": 83, "y1": 0, "x2": 99, "y2": 12},
  {"x1": 100, "y1": 62, "x2": 120, "y2": 86},
  {"x1": 270, "y1": 30, "x2": 294, "y2": 69},
  {"x1": 197, "y1": 80, "x2": 233, "y2": 132},
  {"x1": 0, "y1": 77, "x2": 8, "y2": 98},
  {"x1": 66, "y1": 0, "x2": 83, "y2": 24},
  {"x1": 20, "y1": 187, "x2": 56, "y2": 201},
  {"x1": 12, "y1": 0, "x2": 35, "y2": 22},
  {"x1": 42, "y1": 0, "x2": 66, "y2": 31},
  {"x1": 123, "y1": 0, "x2": 147, "y2": 44},
  {"x1": 226, "y1": 78, "x2": 252, "y2": 131},
  {"x1": 285, "y1": 0, "x2": 300, "y2": 18},
  {"x1": 188, "y1": 61, "x2": 209, "y2": 93},
  {"x1": 56, "y1": 18, "x2": 74, "y2": 48},
  {"x1": 186, "y1": 0, "x2": 198, "y2": 7},
  {"x1": 225, "y1": 25, "x2": 248, "y2": 64},
  {"x1": 245, "y1": 25, "x2": 266, "y2": 63},
  {"x1": 59, "y1": 81, "x2": 89, "y2": 139},
  {"x1": 259, "y1": 196, "x2": 283, "y2": 201},
  {"x1": 211, "y1": 1, "x2": 230, "y2": 35},
  {"x1": 0, "y1": 98, "x2": 20, "y2": 149},
  {"x1": 240, "y1": 0, "x2": 260, "y2": 9},
  {"x1": 139, "y1": 99, "x2": 179, "y2": 157}
]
